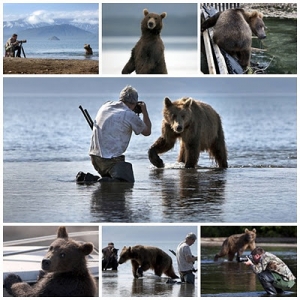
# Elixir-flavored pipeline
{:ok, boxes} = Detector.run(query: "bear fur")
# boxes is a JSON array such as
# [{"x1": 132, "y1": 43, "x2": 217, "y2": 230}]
[
  {"x1": 122, "y1": 9, "x2": 168, "y2": 74},
  {"x1": 201, "y1": 8, "x2": 266, "y2": 68},
  {"x1": 84, "y1": 44, "x2": 93, "y2": 55},
  {"x1": 148, "y1": 97, "x2": 228, "y2": 168},
  {"x1": 118, "y1": 245, "x2": 179, "y2": 279},
  {"x1": 214, "y1": 228, "x2": 257, "y2": 261},
  {"x1": 4, "y1": 226, "x2": 97, "y2": 297}
]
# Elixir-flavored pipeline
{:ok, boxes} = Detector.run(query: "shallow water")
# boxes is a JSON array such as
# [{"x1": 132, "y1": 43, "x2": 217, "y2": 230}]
[
  {"x1": 3, "y1": 77, "x2": 296, "y2": 223},
  {"x1": 201, "y1": 245, "x2": 297, "y2": 297}
]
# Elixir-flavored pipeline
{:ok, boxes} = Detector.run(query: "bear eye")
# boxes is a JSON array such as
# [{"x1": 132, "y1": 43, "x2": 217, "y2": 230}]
[
  {"x1": 60, "y1": 253, "x2": 65, "y2": 258},
  {"x1": 49, "y1": 246, "x2": 53, "y2": 251},
  {"x1": 181, "y1": 114, "x2": 185, "y2": 119}
]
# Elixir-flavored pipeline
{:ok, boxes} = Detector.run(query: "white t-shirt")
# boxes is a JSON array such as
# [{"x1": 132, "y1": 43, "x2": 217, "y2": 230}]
[
  {"x1": 89, "y1": 101, "x2": 146, "y2": 158},
  {"x1": 176, "y1": 241, "x2": 194, "y2": 272}
]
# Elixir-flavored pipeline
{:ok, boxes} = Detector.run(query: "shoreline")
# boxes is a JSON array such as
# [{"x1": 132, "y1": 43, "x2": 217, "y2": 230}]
[
  {"x1": 201, "y1": 237, "x2": 297, "y2": 247},
  {"x1": 3, "y1": 57, "x2": 99, "y2": 74}
]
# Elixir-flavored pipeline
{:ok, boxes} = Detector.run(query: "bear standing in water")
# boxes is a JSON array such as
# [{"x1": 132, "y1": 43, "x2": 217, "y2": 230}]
[
  {"x1": 148, "y1": 97, "x2": 228, "y2": 169},
  {"x1": 122, "y1": 9, "x2": 168, "y2": 74},
  {"x1": 201, "y1": 8, "x2": 266, "y2": 68}
]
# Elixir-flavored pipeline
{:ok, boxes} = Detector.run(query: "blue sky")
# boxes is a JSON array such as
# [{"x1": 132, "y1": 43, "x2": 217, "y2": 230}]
[{"x1": 3, "y1": 3, "x2": 99, "y2": 23}]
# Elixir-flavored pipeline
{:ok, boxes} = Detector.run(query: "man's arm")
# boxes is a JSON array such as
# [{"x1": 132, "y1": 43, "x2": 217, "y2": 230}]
[{"x1": 140, "y1": 103, "x2": 151, "y2": 136}]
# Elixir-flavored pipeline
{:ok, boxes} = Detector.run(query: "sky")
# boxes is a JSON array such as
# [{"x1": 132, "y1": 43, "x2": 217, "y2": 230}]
[
  {"x1": 102, "y1": 225, "x2": 198, "y2": 252},
  {"x1": 3, "y1": 77, "x2": 297, "y2": 99},
  {"x1": 3, "y1": 3, "x2": 99, "y2": 24}
]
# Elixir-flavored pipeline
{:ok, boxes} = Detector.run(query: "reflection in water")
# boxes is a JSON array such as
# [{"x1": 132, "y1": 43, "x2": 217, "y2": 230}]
[
  {"x1": 150, "y1": 168, "x2": 227, "y2": 221},
  {"x1": 90, "y1": 182, "x2": 134, "y2": 222}
]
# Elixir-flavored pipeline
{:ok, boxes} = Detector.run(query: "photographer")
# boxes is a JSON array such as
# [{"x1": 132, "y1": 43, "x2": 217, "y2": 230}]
[
  {"x1": 244, "y1": 247, "x2": 296, "y2": 295},
  {"x1": 176, "y1": 233, "x2": 198, "y2": 284},
  {"x1": 5, "y1": 33, "x2": 24, "y2": 57},
  {"x1": 89, "y1": 85, "x2": 151, "y2": 182}
]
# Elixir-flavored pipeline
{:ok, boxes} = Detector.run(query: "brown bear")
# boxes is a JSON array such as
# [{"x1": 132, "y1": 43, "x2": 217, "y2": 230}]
[
  {"x1": 118, "y1": 245, "x2": 179, "y2": 279},
  {"x1": 201, "y1": 8, "x2": 266, "y2": 68},
  {"x1": 148, "y1": 97, "x2": 228, "y2": 168},
  {"x1": 214, "y1": 228, "x2": 257, "y2": 261},
  {"x1": 4, "y1": 226, "x2": 97, "y2": 297},
  {"x1": 122, "y1": 9, "x2": 168, "y2": 74},
  {"x1": 84, "y1": 44, "x2": 93, "y2": 55}
]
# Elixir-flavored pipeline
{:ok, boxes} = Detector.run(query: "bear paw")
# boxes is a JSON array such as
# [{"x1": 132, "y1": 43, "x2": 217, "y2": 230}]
[
  {"x1": 148, "y1": 148, "x2": 165, "y2": 168},
  {"x1": 4, "y1": 273, "x2": 22, "y2": 295}
]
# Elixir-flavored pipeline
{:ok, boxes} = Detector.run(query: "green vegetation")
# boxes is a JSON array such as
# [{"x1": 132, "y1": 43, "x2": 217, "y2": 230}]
[{"x1": 201, "y1": 226, "x2": 296, "y2": 238}]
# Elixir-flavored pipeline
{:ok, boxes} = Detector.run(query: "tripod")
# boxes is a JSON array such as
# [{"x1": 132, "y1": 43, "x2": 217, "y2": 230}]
[{"x1": 16, "y1": 42, "x2": 26, "y2": 58}]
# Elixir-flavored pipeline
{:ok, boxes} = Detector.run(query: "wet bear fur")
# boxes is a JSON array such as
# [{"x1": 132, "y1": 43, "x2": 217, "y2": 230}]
[
  {"x1": 214, "y1": 228, "x2": 257, "y2": 261},
  {"x1": 201, "y1": 8, "x2": 266, "y2": 68},
  {"x1": 4, "y1": 226, "x2": 97, "y2": 297},
  {"x1": 118, "y1": 245, "x2": 179, "y2": 279},
  {"x1": 122, "y1": 9, "x2": 167, "y2": 74},
  {"x1": 148, "y1": 97, "x2": 228, "y2": 168}
]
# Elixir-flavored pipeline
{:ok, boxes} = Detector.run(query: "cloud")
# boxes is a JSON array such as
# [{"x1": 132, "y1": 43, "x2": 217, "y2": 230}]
[{"x1": 7, "y1": 9, "x2": 99, "y2": 25}]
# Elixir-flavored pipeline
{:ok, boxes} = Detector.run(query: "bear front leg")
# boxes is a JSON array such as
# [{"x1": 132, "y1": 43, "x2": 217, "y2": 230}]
[
  {"x1": 122, "y1": 48, "x2": 136, "y2": 74},
  {"x1": 4, "y1": 274, "x2": 35, "y2": 297},
  {"x1": 238, "y1": 49, "x2": 251, "y2": 69}
]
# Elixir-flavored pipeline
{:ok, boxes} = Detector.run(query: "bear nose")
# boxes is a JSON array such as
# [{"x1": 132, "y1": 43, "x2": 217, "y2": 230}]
[
  {"x1": 42, "y1": 258, "x2": 51, "y2": 270},
  {"x1": 176, "y1": 125, "x2": 183, "y2": 132},
  {"x1": 148, "y1": 21, "x2": 154, "y2": 28}
]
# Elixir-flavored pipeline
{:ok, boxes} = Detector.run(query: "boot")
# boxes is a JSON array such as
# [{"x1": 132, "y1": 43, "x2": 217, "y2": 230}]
[{"x1": 257, "y1": 270, "x2": 278, "y2": 295}]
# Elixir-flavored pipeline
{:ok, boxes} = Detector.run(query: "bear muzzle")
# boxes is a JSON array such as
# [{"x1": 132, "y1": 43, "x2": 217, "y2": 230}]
[
  {"x1": 42, "y1": 258, "x2": 51, "y2": 271},
  {"x1": 147, "y1": 19, "x2": 156, "y2": 29}
]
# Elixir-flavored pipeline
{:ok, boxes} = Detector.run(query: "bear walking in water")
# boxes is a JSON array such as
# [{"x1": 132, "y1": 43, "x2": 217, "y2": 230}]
[
  {"x1": 122, "y1": 9, "x2": 168, "y2": 74},
  {"x1": 4, "y1": 226, "x2": 97, "y2": 297},
  {"x1": 201, "y1": 8, "x2": 266, "y2": 68},
  {"x1": 214, "y1": 228, "x2": 257, "y2": 261},
  {"x1": 148, "y1": 97, "x2": 228, "y2": 168},
  {"x1": 118, "y1": 245, "x2": 179, "y2": 279}
]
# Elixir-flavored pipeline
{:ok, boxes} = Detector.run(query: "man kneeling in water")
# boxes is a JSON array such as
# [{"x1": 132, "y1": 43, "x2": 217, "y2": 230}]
[{"x1": 89, "y1": 85, "x2": 152, "y2": 182}]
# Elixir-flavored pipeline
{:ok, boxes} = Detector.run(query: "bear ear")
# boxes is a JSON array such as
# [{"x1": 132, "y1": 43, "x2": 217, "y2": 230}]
[
  {"x1": 161, "y1": 12, "x2": 167, "y2": 19},
  {"x1": 164, "y1": 97, "x2": 173, "y2": 107},
  {"x1": 253, "y1": 228, "x2": 256, "y2": 233},
  {"x1": 143, "y1": 9, "x2": 149, "y2": 16},
  {"x1": 184, "y1": 97, "x2": 193, "y2": 108},
  {"x1": 80, "y1": 242, "x2": 94, "y2": 256},
  {"x1": 57, "y1": 226, "x2": 68, "y2": 239},
  {"x1": 245, "y1": 228, "x2": 249, "y2": 233}
]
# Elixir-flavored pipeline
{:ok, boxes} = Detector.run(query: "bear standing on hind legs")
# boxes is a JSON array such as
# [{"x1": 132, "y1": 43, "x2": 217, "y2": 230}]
[
  {"x1": 122, "y1": 9, "x2": 168, "y2": 74},
  {"x1": 148, "y1": 97, "x2": 228, "y2": 169},
  {"x1": 201, "y1": 8, "x2": 266, "y2": 69}
]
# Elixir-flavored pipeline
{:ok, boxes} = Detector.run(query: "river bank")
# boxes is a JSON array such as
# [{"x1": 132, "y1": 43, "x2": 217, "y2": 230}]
[
  {"x1": 3, "y1": 57, "x2": 99, "y2": 74},
  {"x1": 240, "y1": 3, "x2": 297, "y2": 19}
]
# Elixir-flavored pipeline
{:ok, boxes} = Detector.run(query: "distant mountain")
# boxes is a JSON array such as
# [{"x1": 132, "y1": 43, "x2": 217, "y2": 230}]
[
  {"x1": 3, "y1": 18, "x2": 98, "y2": 36},
  {"x1": 4, "y1": 24, "x2": 96, "y2": 40}
]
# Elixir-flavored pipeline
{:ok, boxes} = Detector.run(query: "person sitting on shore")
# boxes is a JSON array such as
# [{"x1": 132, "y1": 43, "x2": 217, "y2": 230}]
[{"x1": 5, "y1": 34, "x2": 22, "y2": 57}]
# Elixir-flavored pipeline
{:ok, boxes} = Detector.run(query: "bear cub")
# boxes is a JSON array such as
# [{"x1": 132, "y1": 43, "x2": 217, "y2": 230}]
[{"x1": 4, "y1": 226, "x2": 97, "y2": 297}]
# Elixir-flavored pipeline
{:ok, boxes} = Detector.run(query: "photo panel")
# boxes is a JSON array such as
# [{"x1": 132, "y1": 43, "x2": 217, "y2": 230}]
[
  {"x1": 3, "y1": 225, "x2": 99, "y2": 296},
  {"x1": 101, "y1": 225, "x2": 199, "y2": 297},
  {"x1": 200, "y1": 226, "x2": 297, "y2": 296}
]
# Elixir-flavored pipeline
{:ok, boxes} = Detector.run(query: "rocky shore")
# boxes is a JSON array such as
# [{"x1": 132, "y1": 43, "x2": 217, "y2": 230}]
[
  {"x1": 240, "y1": 3, "x2": 297, "y2": 19},
  {"x1": 3, "y1": 57, "x2": 99, "y2": 74}
]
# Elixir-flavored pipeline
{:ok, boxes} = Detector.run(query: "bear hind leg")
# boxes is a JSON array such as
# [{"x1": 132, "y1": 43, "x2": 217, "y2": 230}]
[{"x1": 210, "y1": 126, "x2": 228, "y2": 168}]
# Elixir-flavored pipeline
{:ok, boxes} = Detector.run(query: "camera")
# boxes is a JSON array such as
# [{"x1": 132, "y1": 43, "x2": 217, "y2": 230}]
[
  {"x1": 133, "y1": 101, "x2": 143, "y2": 115},
  {"x1": 237, "y1": 254, "x2": 253, "y2": 263},
  {"x1": 18, "y1": 40, "x2": 27, "y2": 43}
]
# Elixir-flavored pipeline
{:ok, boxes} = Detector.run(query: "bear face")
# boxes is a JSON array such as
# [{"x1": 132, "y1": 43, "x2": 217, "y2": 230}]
[
  {"x1": 42, "y1": 226, "x2": 94, "y2": 274},
  {"x1": 248, "y1": 11, "x2": 266, "y2": 39},
  {"x1": 118, "y1": 246, "x2": 132, "y2": 264},
  {"x1": 141, "y1": 9, "x2": 167, "y2": 35},
  {"x1": 163, "y1": 97, "x2": 193, "y2": 134},
  {"x1": 244, "y1": 228, "x2": 256, "y2": 243}
]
